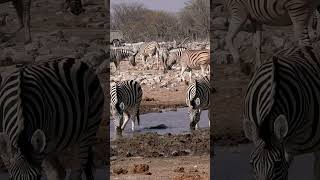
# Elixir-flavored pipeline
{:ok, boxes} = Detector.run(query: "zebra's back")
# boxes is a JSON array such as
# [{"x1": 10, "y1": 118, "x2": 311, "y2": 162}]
[
  {"x1": 244, "y1": 46, "x2": 320, "y2": 153},
  {"x1": 181, "y1": 49, "x2": 210, "y2": 69},
  {"x1": 0, "y1": 59, "x2": 104, "y2": 152},
  {"x1": 140, "y1": 41, "x2": 159, "y2": 55}
]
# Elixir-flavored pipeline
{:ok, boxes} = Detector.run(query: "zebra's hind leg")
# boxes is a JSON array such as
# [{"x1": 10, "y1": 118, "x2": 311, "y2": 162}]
[
  {"x1": 79, "y1": 137, "x2": 96, "y2": 180},
  {"x1": 313, "y1": 151, "x2": 320, "y2": 180}
]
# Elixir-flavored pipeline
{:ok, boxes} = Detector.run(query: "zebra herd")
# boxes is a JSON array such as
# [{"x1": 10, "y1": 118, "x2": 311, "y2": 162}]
[
  {"x1": 109, "y1": 41, "x2": 210, "y2": 84},
  {"x1": 110, "y1": 75, "x2": 211, "y2": 137}
]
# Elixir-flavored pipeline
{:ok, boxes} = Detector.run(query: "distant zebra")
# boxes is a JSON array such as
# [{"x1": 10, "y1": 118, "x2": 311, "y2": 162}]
[
  {"x1": 243, "y1": 46, "x2": 320, "y2": 180},
  {"x1": 180, "y1": 49, "x2": 210, "y2": 84},
  {"x1": 1, "y1": 0, "x2": 83, "y2": 44},
  {"x1": 186, "y1": 76, "x2": 211, "y2": 130},
  {"x1": 137, "y1": 41, "x2": 160, "y2": 69},
  {"x1": 225, "y1": 0, "x2": 320, "y2": 69},
  {"x1": 158, "y1": 47, "x2": 170, "y2": 73},
  {"x1": 0, "y1": 58, "x2": 104, "y2": 180},
  {"x1": 110, "y1": 48, "x2": 138, "y2": 74},
  {"x1": 167, "y1": 47, "x2": 187, "y2": 70},
  {"x1": 110, "y1": 80, "x2": 143, "y2": 136}
]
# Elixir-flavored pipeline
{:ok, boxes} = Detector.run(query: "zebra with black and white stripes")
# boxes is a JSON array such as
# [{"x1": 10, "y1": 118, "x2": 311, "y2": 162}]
[
  {"x1": 243, "y1": 46, "x2": 320, "y2": 180},
  {"x1": 110, "y1": 48, "x2": 138, "y2": 74},
  {"x1": 180, "y1": 49, "x2": 210, "y2": 84},
  {"x1": 167, "y1": 47, "x2": 187, "y2": 70},
  {"x1": 186, "y1": 76, "x2": 211, "y2": 130},
  {"x1": 137, "y1": 41, "x2": 160, "y2": 70},
  {"x1": 110, "y1": 80, "x2": 143, "y2": 137},
  {"x1": 225, "y1": 0, "x2": 320, "y2": 70},
  {"x1": 0, "y1": 58, "x2": 104, "y2": 180}
]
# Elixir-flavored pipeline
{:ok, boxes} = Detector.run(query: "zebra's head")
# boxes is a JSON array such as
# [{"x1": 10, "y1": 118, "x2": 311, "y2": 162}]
[
  {"x1": 128, "y1": 52, "x2": 138, "y2": 67},
  {"x1": 0, "y1": 130, "x2": 46, "y2": 180},
  {"x1": 111, "y1": 101, "x2": 125, "y2": 135},
  {"x1": 188, "y1": 97, "x2": 201, "y2": 130},
  {"x1": 243, "y1": 115, "x2": 289, "y2": 180}
]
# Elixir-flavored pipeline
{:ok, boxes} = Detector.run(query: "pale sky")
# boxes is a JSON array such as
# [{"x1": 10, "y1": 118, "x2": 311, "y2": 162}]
[{"x1": 110, "y1": 0, "x2": 190, "y2": 13}]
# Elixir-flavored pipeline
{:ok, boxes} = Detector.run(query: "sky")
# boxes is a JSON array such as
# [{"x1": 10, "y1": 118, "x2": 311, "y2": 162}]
[{"x1": 110, "y1": 0, "x2": 190, "y2": 13}]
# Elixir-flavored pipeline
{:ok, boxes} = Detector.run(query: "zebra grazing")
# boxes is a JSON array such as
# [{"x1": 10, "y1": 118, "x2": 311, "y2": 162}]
[
  {"x1": 158, "y1": 47, "x2": 170, "y2": 73},
  {"x1": 243, "y1": 46, "x2": 320, "y2": 180},
  {"x1": 1, "y1": 0, "x2": 83, "y2": 44},
  {"x1": 0, "y1": 58, "x2": 104, "y2": 180},
  {"x1": 110, "y1": 80, "x2": 143, "y2": 136},
  {"x1": 186, "y1": 76, "x2": 211, "y2": 130},
  {"x1": 180, "y1": 49, "x2": 210, "y2": 84},
  {"x1": 225, "y1": 0, "x2": 320, "y2": 70},
  {"x1": 137, "y1": 41, "x2": 160, "y2": 70},
  {"x1": 167, "y1": 47, "x2": 187, "y2": 70},
  {"x1": 110, "y1": 48, "x2": 138, "y2": 74}
]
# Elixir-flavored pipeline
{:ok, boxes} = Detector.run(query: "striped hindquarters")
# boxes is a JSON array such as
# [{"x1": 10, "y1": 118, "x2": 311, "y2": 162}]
[
  {"x1": 181, "y1": 49, "x2": 210, "y2": 69},
  {"x1": 244, "y1": 46, "x2": 320, "y2": 152},
  {"x1": 140, "y1": 41, "x2": 159, "y2": 56},
  {"x1": 111, "y1": 80, "x2": 143, "y2": 110},
  {"x1": 0, "y1": 58, "x2": 104, "y2": 152}
]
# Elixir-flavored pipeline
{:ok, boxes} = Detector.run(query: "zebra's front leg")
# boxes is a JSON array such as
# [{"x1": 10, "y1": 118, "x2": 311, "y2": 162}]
[
  {"x1": 314, "y1": 151, "x2": 320, "y2": 180},
  {"x1": 188, "y1": 70, "x2": 192, "y2": 84},
  {"x1": 287, "y1": 4, "x2": 312, "y2": 46},
  {"x1": 225, "y1": 11, "x2": 247, "y2": 64},
  {"x1": 180, "y1": 66, "x2": 187, "y2": 83},
  {"x1": 121, "y1": 112, "x2": 130, "y2": 131}
]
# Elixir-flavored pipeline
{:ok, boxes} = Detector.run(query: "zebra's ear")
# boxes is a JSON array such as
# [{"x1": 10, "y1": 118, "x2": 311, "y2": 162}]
[
  {"x1": 119, "y1": 102, "x2": 125, "y2": 110},
  {"x1": 195, "y1": 98, "x2": 201, "y2": 106},
  {"x1": 31, "y1": 129, "x2": 46, "y2": 153},
  {"x1": 243, "y1": 119, "x2": 259, "y2": 144},
  {"x1": 274, "y1": 115, "x2": 288, "y2": 141}
]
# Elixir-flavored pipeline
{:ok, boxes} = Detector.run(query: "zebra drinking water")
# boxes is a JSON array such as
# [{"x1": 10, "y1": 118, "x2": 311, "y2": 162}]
[
  {"x1": 110, "y1": 80, "x2": 143, "y2": 137},
  {"x1": 243, "y1": 46, "x2": 320, "y2": 180},
  {"x1": 0, "y1": 58, "x2": 104, "y2": 180},
  {"x1": 186, "y1": 76, "x2": 211, "y2": 130}
]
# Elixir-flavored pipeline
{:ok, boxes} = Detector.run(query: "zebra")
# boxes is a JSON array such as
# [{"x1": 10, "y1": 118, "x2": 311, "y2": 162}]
[
  {"x1": 0, "y1": 58, "x2": 104, "y2": 180},
  {"x1": 1, "y1": 0, "x2": 83, "y2": 44},
  {"x1": 225, "y1": 0, "x2": 320, "y2": 70},
  {"x1": 186, "y1": 76, "x2": 211, "y2": 130},
  {"x1": 180, "y1": 49, "x2": 210, "y2": 84},
  {"x1": 136, "y1": 41, "x2": 160, "y2": 70},
  {"x1": 110, "y1": 80, "x2": 143, "y2": 137},
  {"x1": 110, "y1": 48, "x2": 138, "y2": 74},
  {"x1": 158, "y1": 47, "x2": 170, "y2": 73},
  {"x1": 243, "y1": 46, "x2": 320, "y2": 180},
  {"x1": 166, "y1": 47, "x2": 188, "y2": 70}
]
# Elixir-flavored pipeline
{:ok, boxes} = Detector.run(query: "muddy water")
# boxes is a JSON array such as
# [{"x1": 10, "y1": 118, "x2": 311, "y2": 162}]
[
  {"x1": 0, "y1": 169, "x2": 107, "y2": 180},
  {"x1": 213, "y1": 144, "x2": 313, "y2": 180},
  {"x1": 110, "y1": 108, "x2": 209, "y2": 139}
]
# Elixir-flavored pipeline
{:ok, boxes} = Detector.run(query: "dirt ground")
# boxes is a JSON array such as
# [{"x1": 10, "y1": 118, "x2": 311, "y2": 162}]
[{"x1": 110, "y1": 155, "x2": 209, "y2": 180}]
